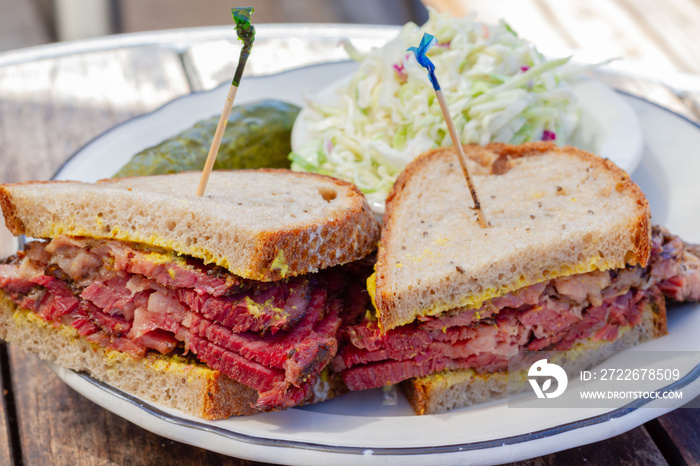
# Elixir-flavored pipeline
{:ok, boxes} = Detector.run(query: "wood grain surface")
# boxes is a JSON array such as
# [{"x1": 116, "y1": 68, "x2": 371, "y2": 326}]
[
  {"x1": 9, "y1": 350, "x2": 255, "y2": 465},
  {"x1": 423, "y1": 0, "x2": 700, "y2": 77},
  {"x1": 0, "y1": 46, "x2": 190, "y2": 183}
]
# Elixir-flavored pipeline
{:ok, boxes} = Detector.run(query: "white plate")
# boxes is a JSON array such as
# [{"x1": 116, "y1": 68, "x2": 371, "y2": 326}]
[
  {"x1": 51, "y1": 65, "x2": 700, "y2": 465},
  {"x1": 290, "y1": 63, "x2": 643, "y2": 213}
]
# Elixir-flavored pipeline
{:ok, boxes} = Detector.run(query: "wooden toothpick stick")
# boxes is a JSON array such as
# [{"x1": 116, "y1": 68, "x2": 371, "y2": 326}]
[
  {"x1": 408, "y1": 33, "x2": 488, "y2": 228},
  {"x1": 434, "y1": 89, "x2": 488, "y2": 228},
  {"x1": 197, "y1": 7, "x2": 255, "y2": 197},
  {"x1": 196, "y1": 83, "x2": 239, "y2": 197}
]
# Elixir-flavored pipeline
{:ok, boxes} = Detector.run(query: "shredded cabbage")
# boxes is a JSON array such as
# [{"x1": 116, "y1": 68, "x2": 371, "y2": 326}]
[{"x1": 290, "y1": 10, "x2": 581, "y2": 211}]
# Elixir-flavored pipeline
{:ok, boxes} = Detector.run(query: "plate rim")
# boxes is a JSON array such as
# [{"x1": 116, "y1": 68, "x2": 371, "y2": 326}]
[{"x1": 53, "y1": 360, "x2": 699, "y2": 456}]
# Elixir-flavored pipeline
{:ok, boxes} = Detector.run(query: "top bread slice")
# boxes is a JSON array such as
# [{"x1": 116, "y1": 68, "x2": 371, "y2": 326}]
[
  {"x1": 373, "y1": 142, "x2": 651, "y2": 331},
  {"x1": 0, "y1": 169, "x2": 380, "y2": 281}
]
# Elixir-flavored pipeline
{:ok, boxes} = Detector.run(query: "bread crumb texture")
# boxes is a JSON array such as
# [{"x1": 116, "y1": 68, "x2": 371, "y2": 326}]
[
  {"x1": 375, "y1": 142, "x2": 650, "y2": 330},
  {"x1": 0, "y1": 170, "x2": 380, "y2": 281},
  {"x1": 0, "y1": 292, "x2": 260, "y2": 418}
]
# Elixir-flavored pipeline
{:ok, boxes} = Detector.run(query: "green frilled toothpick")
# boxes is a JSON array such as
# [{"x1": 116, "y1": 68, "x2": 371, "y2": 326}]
[
  {"x1": 197, "y1": 7, "x2": 256, "y2": 196},
  {"x1": 409, "y1": 33, "x2": 488, "y2": 228}
]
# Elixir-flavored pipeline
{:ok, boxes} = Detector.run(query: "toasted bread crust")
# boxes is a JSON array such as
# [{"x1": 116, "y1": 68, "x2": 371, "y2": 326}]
[
  {"x1": 402, "y1": 293, "x2": 667, "y2": 415},
  {"x1": 0, "y1": 180, "x2": 78, "y2": 236},
  {"x1": 375, "y1": 142, "x2": 651, "y2": 330},
  {"x1": 0, "y1": 170, "x2": 380, "y2": 281},
  {"x1": 0, "y1": 291, "x2": 261, "y2": 418},
  {"x1": 249, "y1": 173, "x2": 380, "y2": 280},
  {"x1": 0, "y1": 290, "x2": 348, "y2": 418}
]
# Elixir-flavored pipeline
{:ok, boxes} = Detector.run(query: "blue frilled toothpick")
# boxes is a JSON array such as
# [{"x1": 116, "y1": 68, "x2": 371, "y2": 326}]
[
  {"x1": 409, "y1": 33, "x2": 488, "y2": 228},
  {"x1": 197, "y1": 7, "x2": 256, "y2": 196}
]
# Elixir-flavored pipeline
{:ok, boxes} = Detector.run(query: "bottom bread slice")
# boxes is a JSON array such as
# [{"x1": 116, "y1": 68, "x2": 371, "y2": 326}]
[
  {"x1": 0, "y1": 292, "x2": 345, "y2": 419},
  {"x1": 402, "y1": 293, "x2": 668, "y2": 415},
  {"x1": 0, "y1": 292, "x2": 260, "y2": 418}
]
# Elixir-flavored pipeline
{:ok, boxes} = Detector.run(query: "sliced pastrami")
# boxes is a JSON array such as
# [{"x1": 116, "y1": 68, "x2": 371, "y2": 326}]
[
  {"x1": 342, "y1": 353, "x2": 508, "y2": 391},
  {"x1": 30, "y1": 275, "x2": 80, "y2": 321},
  {"x1": 0, "y1": 235, "x2": 375, "y2": 411},
  {"x1": 185, "y1": 287, "x2": 340, "y2": 387},
  {"x1": 80, "y1": 273, "x2": 150, "y2": 320},
  {"x1": 187, "y1": 336, "x2": 315, "y2": 409},
  {"x1": 123, "y1": 249, "x2": 243, "y2": 297},
  {"x1": 335, "y1": 227, "x2": 700, "y2": 392},
  {"x1": 178, "y1": 277, "x2": 311, "y2": 335}
]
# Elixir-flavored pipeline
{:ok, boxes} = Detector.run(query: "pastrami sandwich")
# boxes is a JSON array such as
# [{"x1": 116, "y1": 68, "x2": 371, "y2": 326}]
[
  {"x1": 332, "y1": 142, "x2": 700, "y2": 414},
  {"x1": 0, "y1": 170, "x2": 379, "y2": 418}
]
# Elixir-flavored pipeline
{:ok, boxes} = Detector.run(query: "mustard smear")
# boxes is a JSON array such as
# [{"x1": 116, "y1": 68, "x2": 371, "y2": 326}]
[
  {"x1": 366, "y1": 272, "x2": 377, "y2": 310},
  {"x1": 270, "y1": 250, "x2": 289, "y2": 277}
]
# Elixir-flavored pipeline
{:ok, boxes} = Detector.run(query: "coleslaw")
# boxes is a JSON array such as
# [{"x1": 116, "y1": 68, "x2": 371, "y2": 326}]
[{"x1": 290, "y1": 10, "x2": 583, "y2": 211}]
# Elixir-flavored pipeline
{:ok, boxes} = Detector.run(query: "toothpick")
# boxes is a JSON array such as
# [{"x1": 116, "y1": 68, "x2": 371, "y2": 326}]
[
  {"x1": 408, "y1": 33, "x2": 488, "y2": 228},
  {"x1": 196, "y1": 84, "x2": 239, "y2": 197},
  {"x1": 197, "y1": 7, "x2": 255, "y2": 197},
  {"x1": 434, "y1": 90, "x2": 488, "y2": 228}
]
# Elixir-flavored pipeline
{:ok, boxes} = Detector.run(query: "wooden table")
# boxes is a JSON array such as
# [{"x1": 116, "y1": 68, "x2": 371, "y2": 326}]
[{"x1": 0, "y1": 24, "x2": 698, "y2": 465}]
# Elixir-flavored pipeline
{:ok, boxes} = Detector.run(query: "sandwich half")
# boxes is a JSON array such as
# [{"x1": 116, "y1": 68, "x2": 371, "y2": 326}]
[
  {"x1": 332, "y1": 142, "x2": 700, "y2": 414},
  {"x1": 0, "y1": 169, "x2": 379, "y2": 418}
]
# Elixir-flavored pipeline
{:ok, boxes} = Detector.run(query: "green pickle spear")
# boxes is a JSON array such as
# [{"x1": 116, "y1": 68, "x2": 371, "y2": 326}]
[{"x1": 114, "y1": 99, "x2": 300, "y2": 177}]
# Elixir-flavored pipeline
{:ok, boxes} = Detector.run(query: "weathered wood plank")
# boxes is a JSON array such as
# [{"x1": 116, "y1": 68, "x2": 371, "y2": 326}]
[
  {"x1": 184, "y1": 29, "x2": 399, "y2": 91},
  {"x1": 0, "y1": 45, "x2": 191, "y2": 256},
  {"x1": 423, "y1": 0, "x2": 700, "y2": 125},
  {"x1": 506, "y1": 426, "x2": 668, "y2": 466},
  {"x1": 423, "y1": 0, "x2": 700, "y2": 76},
  {"x1": 8, "y1": 350, "x2": 262, "y2": 465},
  {"x1": 0, "y1": 46, "x2": 191, "y2": 184},
  {"x1": 646, "y1": 397, "x2": 700, "y2": 466},
  {"x1": 0, "y1": 44, "x2": 194, "y2": 464},
  {"x1": 0, "y1": 344, "x2": 17, "y2": 465},
  {"x1": 616, "y1": 0, "x2": 700, "y2": 74},
  {"x1": 118, "y1": 0, "x2": 418, "y2": 32},
  {"x1": 0, "y1": 0, "x2": 51, "y2": 53}
]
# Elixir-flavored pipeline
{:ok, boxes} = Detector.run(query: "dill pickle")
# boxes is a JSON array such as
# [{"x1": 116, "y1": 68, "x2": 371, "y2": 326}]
[{"x1": 114, "y1": 99, "x2": 300, "y2": 177}]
